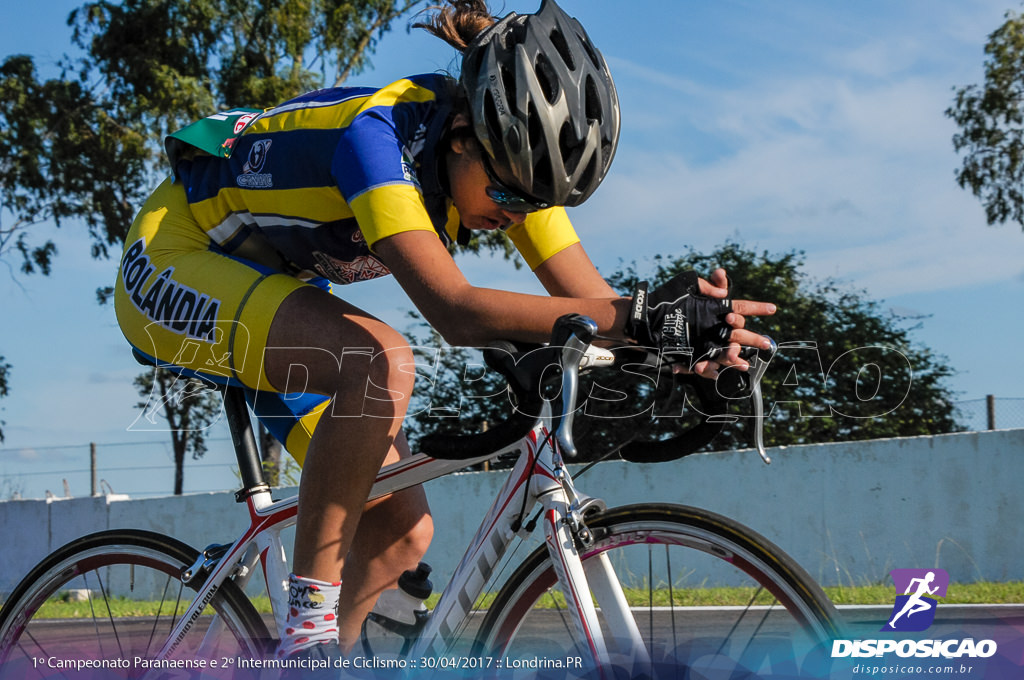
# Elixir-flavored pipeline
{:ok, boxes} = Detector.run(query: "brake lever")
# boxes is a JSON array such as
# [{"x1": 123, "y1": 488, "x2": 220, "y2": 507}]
[
  {"x1": 747, "y1": 339, "x2": 777, "y2": 464},
  {"x1": 549, "y1": 315, "x2": 598, "y2": 460}
]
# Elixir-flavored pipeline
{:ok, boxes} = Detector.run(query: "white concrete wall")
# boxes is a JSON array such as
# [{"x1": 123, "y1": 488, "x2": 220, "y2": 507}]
[{"x1": 2, "y1": 429, "x2": 1021, "y2": 599}]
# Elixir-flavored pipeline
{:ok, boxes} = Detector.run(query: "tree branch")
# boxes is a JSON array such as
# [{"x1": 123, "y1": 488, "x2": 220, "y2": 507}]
[{"x1": 334, "y1": 1, "x2": 421, "y2": 86}]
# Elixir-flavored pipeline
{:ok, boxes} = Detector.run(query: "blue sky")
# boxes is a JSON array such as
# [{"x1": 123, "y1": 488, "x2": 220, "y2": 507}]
[{"x1": 1, "y1": 0, "x2": 1022, "y2": 498}]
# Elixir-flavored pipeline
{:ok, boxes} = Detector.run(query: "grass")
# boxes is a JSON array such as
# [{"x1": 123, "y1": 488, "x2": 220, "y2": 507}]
[
  {"x1": 10, "y1": 582, "x2": 1024, "y2": 620},
  {"x1": 826, "y1": 581, "x2": 1024, "y2": 605},
  {"x1": 31, "y1": 594, "x2": 211, "y2": 619}
]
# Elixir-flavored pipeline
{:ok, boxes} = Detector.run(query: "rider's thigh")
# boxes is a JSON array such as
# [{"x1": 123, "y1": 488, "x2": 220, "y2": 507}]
[{"x1": 262, "y1": 285, "x2": 416, "y2": 409}]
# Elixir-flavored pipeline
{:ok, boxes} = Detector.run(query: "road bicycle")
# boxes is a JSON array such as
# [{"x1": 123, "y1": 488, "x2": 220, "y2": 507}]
[{"x1": 0, "y1": 315, "x2": 843, "y2": 678}]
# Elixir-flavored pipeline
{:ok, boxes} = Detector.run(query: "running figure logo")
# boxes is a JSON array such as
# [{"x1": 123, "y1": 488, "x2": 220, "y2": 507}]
[{"x1": 882, "y1": 568, "x2": 949, "y2": 632}]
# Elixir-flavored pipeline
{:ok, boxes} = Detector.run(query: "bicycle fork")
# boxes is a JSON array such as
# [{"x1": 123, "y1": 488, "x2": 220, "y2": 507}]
[{"x1": 536, "y1": 461, "x2": 653, "y2": 678}]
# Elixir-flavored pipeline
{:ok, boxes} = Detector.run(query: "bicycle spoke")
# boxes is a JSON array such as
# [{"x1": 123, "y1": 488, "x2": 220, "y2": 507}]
[
  {"x1": 547, "y1": 588, "x2": 573, "y2": 636},
  {"x1": 82, "y1": 570, "x2": 109, "y2": 660},
  {"x1": 549, "y1": 588, "x2": 589, "y2": 660},
  {"x1": 439, "y1": 533, "x2": 534, "y2": 655},
  {"x1": 735, "y1": 599, "x2": 777, "y2": 663},
  {"x1": 716, "y1": 585, "x2": 765, "y2": 657},
  {"x1": 94, "y1": 566, "x2": 126, "y2": 658},
  {"x1": 648, "y1": 545, "x2": 654, "y2": 646},
  {"x1": 666, "y1": 544, "x2": 677, "y2": 652},
  {"x1": 18, "y1": 630, "x2": 67, "y2": 680},
  {"x1": 145, "y1": 572, "x2": 177, "y2": 657},
  {"x1": 170, "y1": 580, "x2": 185, "y2": 635}
]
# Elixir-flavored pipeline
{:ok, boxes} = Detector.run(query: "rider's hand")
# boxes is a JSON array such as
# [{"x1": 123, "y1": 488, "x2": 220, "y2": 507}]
[{"x1": 625, "y1": 268, "x2": 776, "y2": 379}]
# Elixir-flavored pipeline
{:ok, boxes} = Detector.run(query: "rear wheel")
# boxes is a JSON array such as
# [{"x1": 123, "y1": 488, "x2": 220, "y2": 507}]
[
  {"x1": 475, "y1": 504, "x2": 843, "y2": 678},
  {"x1": 0, "y1": 530, "x2": 269, "y2": 679}
]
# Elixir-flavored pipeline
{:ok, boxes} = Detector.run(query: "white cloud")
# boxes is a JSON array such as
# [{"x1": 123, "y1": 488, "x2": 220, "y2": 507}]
[
  {"x1": 576, "y1": 36, "x2": 1024, "y2": 302},
  {"x1": 829, "y1": 39, "x2": 924, "y2": 80}
]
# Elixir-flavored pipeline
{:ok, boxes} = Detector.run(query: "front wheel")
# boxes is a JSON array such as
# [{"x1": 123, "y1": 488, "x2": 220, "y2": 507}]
[
  {"x1": 475, "y1": 504, "x2": 843, "y2": 678},
  {"x1": 0, "y1": 529, "x2": 270, "y2": 678}
]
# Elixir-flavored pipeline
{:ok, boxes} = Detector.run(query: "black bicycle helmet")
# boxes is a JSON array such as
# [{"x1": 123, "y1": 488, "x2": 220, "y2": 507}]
[{"x1": 460, "y1": 0, "x2": 620, "y2": 208}]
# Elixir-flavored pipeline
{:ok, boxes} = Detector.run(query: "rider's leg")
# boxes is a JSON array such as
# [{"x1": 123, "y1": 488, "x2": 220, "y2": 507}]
[
  {"x1": 262, "y1": 286, "x2": 418, "y2": 651},
  {"x1": 336, "y1": 432, "x2": 433, "y2": 651}
]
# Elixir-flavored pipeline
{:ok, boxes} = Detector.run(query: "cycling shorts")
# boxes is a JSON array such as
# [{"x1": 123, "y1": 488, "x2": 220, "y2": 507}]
[{"x1": 114, "y1": 177, "x2": 329, "y2": 463}]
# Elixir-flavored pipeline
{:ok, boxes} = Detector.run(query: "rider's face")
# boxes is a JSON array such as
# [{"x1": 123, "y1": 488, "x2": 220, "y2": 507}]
[{"x1": 446, "y1": 130, "x2": 529, "y2": 232}]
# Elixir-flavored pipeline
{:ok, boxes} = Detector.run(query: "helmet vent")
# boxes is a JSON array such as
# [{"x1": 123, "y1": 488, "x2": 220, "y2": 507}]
[
  {"x1": 584, "y1": 75, "x2": 602, "y2": 124},
  {"x1": 527, "y1": 101, "x2": 544, "y2": 149},
  {"x1": 559, "y1": 121, "x2": 582, "y2": 174},
  {"x1": 533, "y1": 150, "x2": 553, "y2": 192},
  {"x1": 534, "y1": 53, "x2": 559, "y2": 105},
  {"x1": 500, "y1": 65, "x2": 517, "y2": 110},
  {"x1": 601, "y1": 138, "x2": 614, "y2": 162},
  {"x1": 579, "y1": 32, "x2": 602, "y2": 69},
  {"x1": 507, "y1": 15, "x2": 528, "y2": 47},
  {"x1": 548, "y1": 27, "x2": 576, "y2": 71},
  {"x1": 577, "y1": 155, "x2": 597, "y2": 192}
]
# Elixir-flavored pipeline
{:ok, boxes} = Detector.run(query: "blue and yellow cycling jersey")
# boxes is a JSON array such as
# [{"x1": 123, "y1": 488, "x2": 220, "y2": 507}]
[
  {"x1": 116, "y1": 75, "x2": 586, "y2": 463},
  {"x1": 176, "y1": 73, "x2": 580, "y2": 281}
]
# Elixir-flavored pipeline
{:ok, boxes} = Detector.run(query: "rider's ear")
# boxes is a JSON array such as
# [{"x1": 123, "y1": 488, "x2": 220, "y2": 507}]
[{"x1": 449, "y1": 114, "x2": 475, "y2": 155}]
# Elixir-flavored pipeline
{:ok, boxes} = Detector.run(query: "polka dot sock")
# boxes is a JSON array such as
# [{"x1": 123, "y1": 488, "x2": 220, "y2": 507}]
[{"x1": 275, "y1": 573, "x2": 342, "y2": 658}]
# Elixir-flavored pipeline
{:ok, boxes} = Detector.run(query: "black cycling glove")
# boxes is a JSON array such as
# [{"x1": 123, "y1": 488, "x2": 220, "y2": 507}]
[{"x1": 625, "y1": 270, "x2": 734, "y2": 361}]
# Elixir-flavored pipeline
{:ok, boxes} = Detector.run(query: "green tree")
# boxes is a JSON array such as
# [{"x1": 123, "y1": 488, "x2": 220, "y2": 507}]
[
  {"x1": 1, "y1": 0, "x2": 425, "y2": 286},
  {"x1": 403, "y1": 312, "x2": 510, "y2": 447},
  {"x1": 947, "y1": 7, "x2": 1024, "y2": 230},
  {"x1": 593, "y1": 242, "x2": 960, "y2": 455},
  {"x1": 1, "y1": 0, "x2": 424, "y2": 484},
  {"x1": 134, "y1": 368, "x2": 222, "y2": 495},
  {"x1": 403, "y1": 243, "x2": 961, "y2": 462}
]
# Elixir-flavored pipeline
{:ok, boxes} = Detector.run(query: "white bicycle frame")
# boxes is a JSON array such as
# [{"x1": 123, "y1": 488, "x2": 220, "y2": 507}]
[{"x1": 152, "y1": 343, "x2": 644, "y2": 677}]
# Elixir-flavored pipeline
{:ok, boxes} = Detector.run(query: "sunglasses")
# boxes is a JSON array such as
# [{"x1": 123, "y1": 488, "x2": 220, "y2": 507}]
[{"x1": 481, "y1": 155, "x2": 549, "y2": 213}]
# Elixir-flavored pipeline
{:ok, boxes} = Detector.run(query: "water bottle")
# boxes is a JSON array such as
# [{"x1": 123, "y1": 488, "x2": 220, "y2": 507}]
[{"x1": 359, "y1": 562, "x2": 432, "y2": 658}]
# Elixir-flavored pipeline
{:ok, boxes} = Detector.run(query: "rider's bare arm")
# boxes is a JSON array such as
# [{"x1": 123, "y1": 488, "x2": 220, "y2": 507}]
[
  {"x1": 532, "y1": 242, "x2": 618, "y2": 299},
  {"x1": 375, "y1": 230, "x2": 632, "y2": 346}
]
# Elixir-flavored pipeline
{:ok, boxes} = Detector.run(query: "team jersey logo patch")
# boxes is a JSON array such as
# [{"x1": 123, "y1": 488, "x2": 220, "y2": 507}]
[
  {"x1": 237, "y1": 139, "x2": 273, "y2": 188},
  {"x1": 400, "y1": 123, "x2": 428, "y2": 187}
]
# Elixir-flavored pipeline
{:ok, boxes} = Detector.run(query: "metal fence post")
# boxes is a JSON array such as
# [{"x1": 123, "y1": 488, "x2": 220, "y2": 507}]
[{"x1": 91, "y1": 442, "x2": 98, "y2": 496}]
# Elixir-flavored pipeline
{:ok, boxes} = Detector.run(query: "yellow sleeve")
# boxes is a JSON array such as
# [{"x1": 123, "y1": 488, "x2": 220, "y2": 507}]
[
  {"x1": 505, "y1": 207, "x2": 581, "y2": 271},
  {"x1": 349, "y1": 184, "x2": 437, "y2": 249}
]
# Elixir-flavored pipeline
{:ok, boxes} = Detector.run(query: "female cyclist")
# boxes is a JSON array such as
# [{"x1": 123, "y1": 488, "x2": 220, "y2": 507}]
[{"x1": 114, "y1": 0, "x2": 776, "y2": 662}]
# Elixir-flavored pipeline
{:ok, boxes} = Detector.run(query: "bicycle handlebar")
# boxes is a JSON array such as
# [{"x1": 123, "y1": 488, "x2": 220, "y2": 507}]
[
  {"x1": 418, "y1": 315, "x2": 776, "y2": 464},
  {"x1": 616, "y1": 340, "x2": 775, "y2": 464}
]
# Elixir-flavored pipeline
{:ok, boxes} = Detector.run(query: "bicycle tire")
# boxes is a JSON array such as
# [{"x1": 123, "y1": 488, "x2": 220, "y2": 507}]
[
  {"x1": 474, "y1": 503, "x2": 843, "y2": 677},
  {"x1": 0, "y1": 529, "x2": 270, "y2": 678}
]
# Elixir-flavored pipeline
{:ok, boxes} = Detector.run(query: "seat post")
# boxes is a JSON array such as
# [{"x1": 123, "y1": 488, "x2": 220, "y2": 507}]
[{"x1": 222, "y1": 386, "x2": 270, "y2": 500}]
